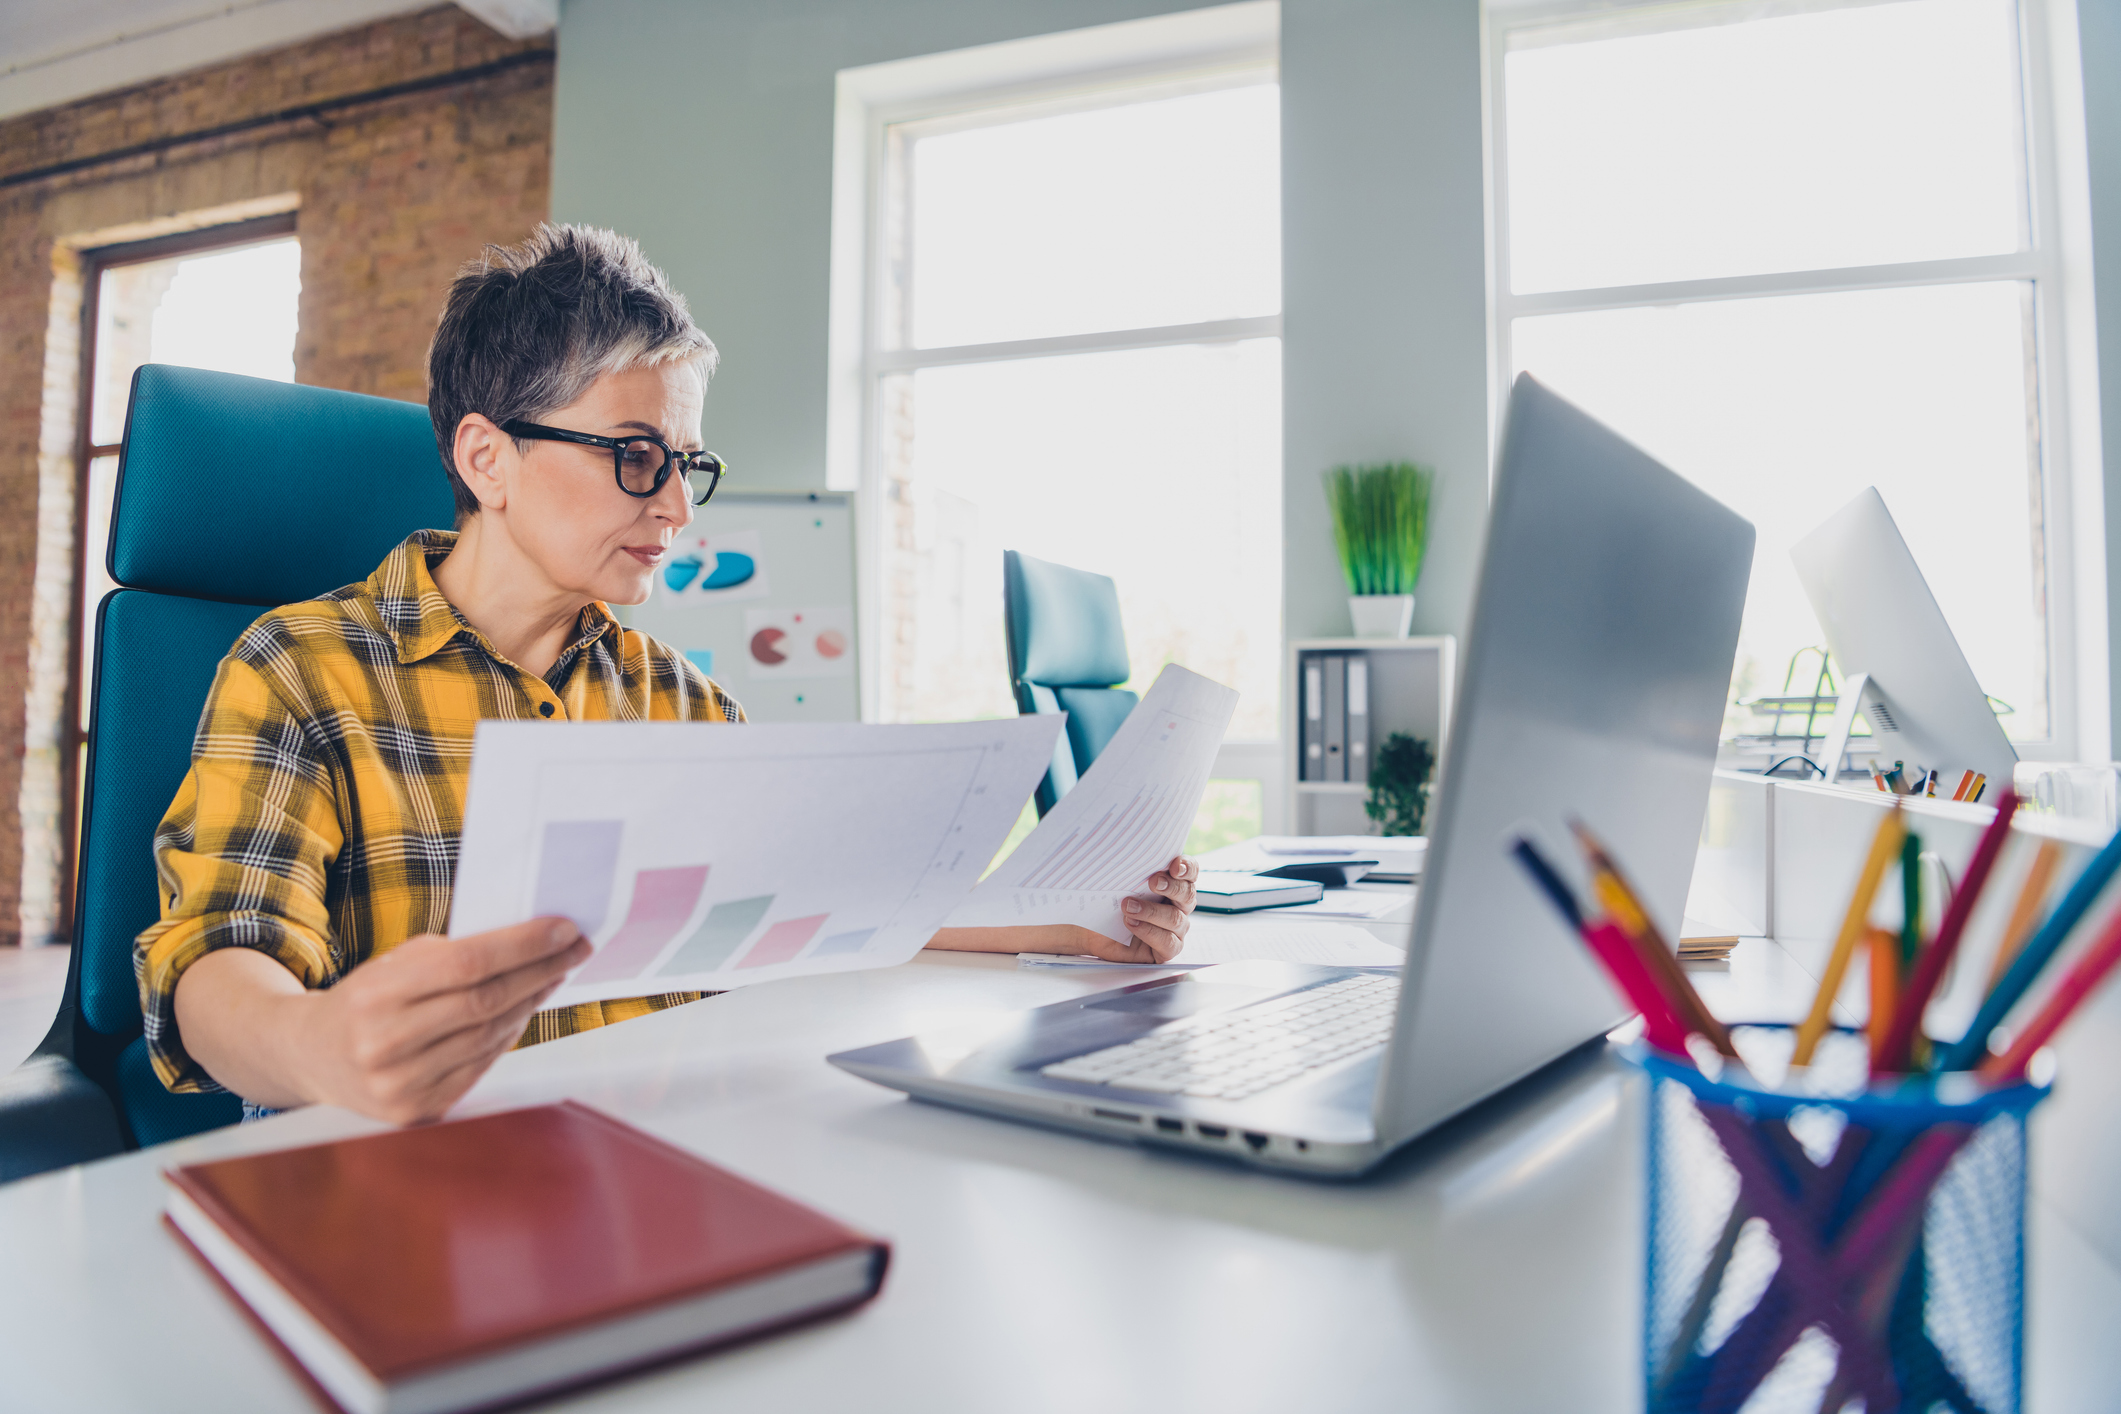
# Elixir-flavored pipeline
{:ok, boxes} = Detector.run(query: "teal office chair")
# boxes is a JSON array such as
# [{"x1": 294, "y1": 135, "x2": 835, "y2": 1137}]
[
  {"x1": 1002, "y1": 550, "x2": 1138, "y2": 815},
  {"x1": 0, "y1": 365, "x2": 455, "y2": 1182}
]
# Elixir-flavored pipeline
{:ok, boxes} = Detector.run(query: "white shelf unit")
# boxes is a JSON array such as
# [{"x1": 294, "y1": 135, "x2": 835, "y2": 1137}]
[{"x1": 1287, "y1": 636, "x2": 1456, "y2": 836}]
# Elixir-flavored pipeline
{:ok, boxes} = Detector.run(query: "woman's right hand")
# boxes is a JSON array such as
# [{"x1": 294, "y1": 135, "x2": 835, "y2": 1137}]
[{"x1": 175, "y1": 918, "x2": 590, "y2": 1125}]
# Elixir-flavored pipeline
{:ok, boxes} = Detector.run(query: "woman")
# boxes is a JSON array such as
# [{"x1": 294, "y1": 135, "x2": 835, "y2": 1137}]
[{"x1": 134, "y1": 225, "x2": 1196, "y2": 1126}]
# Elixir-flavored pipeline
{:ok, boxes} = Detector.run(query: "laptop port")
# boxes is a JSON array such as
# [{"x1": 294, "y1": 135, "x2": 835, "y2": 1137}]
[
  {"x1": 1243, "y1": 1131, "x2": 1270, "y2": 1151},
  {"x1": 1154, "y1": 1117, "x2": 1184, "y2": 1133},
  {"x1": 1195, "y1": 1124, "x2": 1229, "y2": 1140},
  {"x1": 1091, "y1": 1108, "x2": 1141, "y2": 1123}
]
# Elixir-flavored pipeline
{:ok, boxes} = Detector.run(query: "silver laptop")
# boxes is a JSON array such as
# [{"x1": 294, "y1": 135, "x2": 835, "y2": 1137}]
[{"x1": 829, "y1": 375, "x2": 1754, "y2": 1175}]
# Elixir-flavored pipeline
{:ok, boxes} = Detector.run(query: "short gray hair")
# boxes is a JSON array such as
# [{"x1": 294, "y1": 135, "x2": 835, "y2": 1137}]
[{"x1": 427, "y1": 224, "x2": 718, "y2": 520}]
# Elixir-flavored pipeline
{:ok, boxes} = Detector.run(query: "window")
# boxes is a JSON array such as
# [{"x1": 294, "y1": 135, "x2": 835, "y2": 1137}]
[
  {"x1": 66, "y1": 216, "x2": 301, "y2": 894},
  {"x1": 835, "y1": 11, "x2": 1283, "y2": 846},
  {"x1": 1488, "y1": 0, "x2": 2095, "y2": 761}
]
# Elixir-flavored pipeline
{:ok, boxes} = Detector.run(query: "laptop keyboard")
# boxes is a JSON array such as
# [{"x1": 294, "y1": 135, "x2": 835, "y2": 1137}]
[{"x1": 1038, "y1": 973, "x2": 1400, "y2": 1101}]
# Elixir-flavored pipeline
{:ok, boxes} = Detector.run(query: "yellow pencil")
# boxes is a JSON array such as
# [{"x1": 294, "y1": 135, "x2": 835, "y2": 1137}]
[
  {"x1": 1984, "y1": 838, "x2": 2063, "y2": 996},
  {"x1": 1792, "y1": 803, "x2": 1906, "y2": 1066}
]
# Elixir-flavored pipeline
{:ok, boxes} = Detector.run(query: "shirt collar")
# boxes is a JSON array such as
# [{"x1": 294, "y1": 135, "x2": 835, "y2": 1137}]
[{"x1": 367, "y1": 529, "x2": 620, "y2": 668}]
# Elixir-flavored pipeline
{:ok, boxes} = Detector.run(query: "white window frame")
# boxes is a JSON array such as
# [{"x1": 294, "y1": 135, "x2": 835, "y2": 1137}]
[
  {"x1": 1481, "y1": 0, "x2": 2109, "y2": 762},
  {"x1": 827, "y1": 2, "x2": 1289, "y2": 821}
]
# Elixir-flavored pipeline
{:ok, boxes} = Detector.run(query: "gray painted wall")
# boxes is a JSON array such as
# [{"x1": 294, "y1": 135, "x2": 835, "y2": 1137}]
[
  {"x1": 1279, "y1": 0, "x2": 1487, "y2": 644},
  {"x1": 550, "y1": 0, "x2": 1495, "y2": 710}
]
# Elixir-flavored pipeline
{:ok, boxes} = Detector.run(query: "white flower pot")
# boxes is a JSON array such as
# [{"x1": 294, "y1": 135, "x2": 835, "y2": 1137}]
[{"x1": 1348, "y1": 594, "x2": 1415, "y2": 639}]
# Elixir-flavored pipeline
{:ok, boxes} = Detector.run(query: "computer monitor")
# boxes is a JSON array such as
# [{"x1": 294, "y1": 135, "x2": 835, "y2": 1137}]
[{"x1": 1790, "y1": 487, "x2": 2017, "y2": 792}]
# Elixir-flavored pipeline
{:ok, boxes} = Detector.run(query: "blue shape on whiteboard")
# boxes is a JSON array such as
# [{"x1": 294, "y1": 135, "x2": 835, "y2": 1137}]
[
  {"x1": 701, "y1": 551, "x2": 756, "y2": 590},
  {"x1": 684, "y1": 649, "x2": 714, "y2": 677},
  {"x1": 664, "y1": 556, "x2": 703, "y2": 592}
]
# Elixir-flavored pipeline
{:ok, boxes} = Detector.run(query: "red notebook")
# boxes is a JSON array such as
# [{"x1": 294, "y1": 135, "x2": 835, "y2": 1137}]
[{"x1": 162, "y1": 1101, "x2": 889, "y2": 1414}]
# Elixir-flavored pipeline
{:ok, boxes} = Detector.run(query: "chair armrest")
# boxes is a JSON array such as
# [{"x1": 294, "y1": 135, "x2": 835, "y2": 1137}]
[{"x1": 0, "y1": 1053, "x2": 127, "y2": 1184}]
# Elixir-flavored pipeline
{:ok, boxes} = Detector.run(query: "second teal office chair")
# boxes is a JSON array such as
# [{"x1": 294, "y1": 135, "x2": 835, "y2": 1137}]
[
  {"x1": 0, "y1": 365, "x2": 455, "y2": 1181},
  {"x1": 1002, "y1": 550, "x2": 1138, "y2": 815}
]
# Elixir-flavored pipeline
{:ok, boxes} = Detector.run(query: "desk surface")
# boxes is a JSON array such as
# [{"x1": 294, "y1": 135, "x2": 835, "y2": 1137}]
[{"x1": 4, "y1": 943, "x2": 2119, "y2": 1413}]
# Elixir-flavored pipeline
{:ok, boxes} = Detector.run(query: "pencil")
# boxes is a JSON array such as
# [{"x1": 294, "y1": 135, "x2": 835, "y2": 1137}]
[
  {"x1": 1581, "y1": 919, "x2": 1695, "y2": 1054},
  {"x1": 1985, "y1": 839, "x2": 2062, "y2": 996},
  {"x1": 1868, "y1": 928, "x2": 1899, "y2": 1067},
  {"x1": 1938, "y1": 825, "x2": 2121, "y2": 1071},
  {"x1": 1978, "y1": 899, "x2": 2121, "y2": 1080},
  {"x1": 1793, "y1": 805, "x2": 1906, "y2": 1066},
  {"x1": 1899, "y1": 831, "x2": 1924, "y2": 966},
  {"x1": 1952, "y1": 769, "x2": 1976, "y2": 803},
  {"x1": 1874, "y1": 789, "x2": 2019, "y2": 1073},
  {"x1": 1511, "y1": 837, "x2": 1692, "y2": 1055},
  {"x1": 1568, "y1": 821, "x2": 1737, "y2": 1058}
]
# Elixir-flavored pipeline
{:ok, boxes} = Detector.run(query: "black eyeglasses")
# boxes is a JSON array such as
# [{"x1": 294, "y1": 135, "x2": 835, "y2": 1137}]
[{"x1": 501, "y1": 420, "x2": 727, "y2": 506}]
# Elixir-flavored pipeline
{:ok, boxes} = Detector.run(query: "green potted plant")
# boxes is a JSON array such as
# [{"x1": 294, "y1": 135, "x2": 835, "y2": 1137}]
[
  {"x1": 1325, "y1": 461, "x2": 1433, "y2": 638},
  {"x1": 1366, "y1": 732, "x2": 1435, "y2": 837}
]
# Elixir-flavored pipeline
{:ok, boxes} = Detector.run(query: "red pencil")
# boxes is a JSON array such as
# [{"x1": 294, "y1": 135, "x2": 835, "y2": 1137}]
[
  {"x1": 1874, "y1": 789, "x2": 2018, "y2": 1073},
  {"x1": 1980, "y1": 899, "x2": 2121, "y2": 1081},
  {"x1": 1581, "y1": 919, "x2": 1694, "y2": 1054}
]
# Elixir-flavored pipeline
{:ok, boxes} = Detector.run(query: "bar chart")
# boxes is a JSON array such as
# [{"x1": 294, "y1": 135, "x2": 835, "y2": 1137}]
[{"x1": 450, "y1": 713, "x2": 1063, "y2": 1004}]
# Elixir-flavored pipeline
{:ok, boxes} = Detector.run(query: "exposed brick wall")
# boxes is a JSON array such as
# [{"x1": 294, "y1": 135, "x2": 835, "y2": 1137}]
[{"x1": 0, "y1": 6, "x2": 554, "y2": 946}]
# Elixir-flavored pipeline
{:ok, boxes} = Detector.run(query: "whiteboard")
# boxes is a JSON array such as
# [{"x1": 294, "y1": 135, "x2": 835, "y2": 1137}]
[{"x1": 619, "y1": 490, "x2": 859, "y2": 722}]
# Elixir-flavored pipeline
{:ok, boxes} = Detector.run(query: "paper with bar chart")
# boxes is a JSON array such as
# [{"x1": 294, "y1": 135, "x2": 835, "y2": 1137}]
[
  {"x1": 946, "y1": 665, "x2": 1237, "y2": 943},
  {"x1": 449, "y1": 716, "x2": 1063, "y2": 1005}
]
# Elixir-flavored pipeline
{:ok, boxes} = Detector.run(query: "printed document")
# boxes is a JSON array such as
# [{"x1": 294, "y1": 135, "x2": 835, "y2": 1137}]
[
  {"x1": 948, "y1": 665, "x2": 1238, "y2": 943},
  {"x1": 451, "y1": 717, "x2": 1062, "y2": 1006}
]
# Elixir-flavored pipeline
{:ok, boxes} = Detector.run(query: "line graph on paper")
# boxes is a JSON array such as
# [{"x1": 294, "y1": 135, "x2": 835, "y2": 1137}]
[
  {"x1": 1013, "y1": 779, "x2": 1206, "y2": 893},
  {"x1": 949, "y1": 665, "x2": 1238, "y2": 940}
]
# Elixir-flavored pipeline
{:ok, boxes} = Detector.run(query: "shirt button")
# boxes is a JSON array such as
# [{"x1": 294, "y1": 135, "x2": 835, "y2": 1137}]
[{"x1": 539, "y1": 702, "x2": 555, "y2": 718}]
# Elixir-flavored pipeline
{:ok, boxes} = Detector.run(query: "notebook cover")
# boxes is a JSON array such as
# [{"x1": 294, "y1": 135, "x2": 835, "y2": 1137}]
[{"x1": 162, "y1": 1101, "x2": 888, "y2": 1384}]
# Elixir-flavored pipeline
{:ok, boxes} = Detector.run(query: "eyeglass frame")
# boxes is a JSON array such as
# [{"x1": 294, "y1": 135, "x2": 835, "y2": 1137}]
[{"x1": 499, "y1": 419, "x2": 727, "y2": 506}]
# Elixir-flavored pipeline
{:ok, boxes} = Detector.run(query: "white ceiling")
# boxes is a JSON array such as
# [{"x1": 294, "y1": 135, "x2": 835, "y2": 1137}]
[{"x1": 0, "y1": 0, "x2": 556, "y2": 124}]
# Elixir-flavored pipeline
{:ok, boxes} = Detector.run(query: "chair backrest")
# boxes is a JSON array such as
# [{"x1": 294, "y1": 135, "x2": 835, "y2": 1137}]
[
  {"x1": 70, "y1": 364, "x2": 456, "y2": 1146},
  {"x1": 1001, "y1": 550, "x2": 1137, "y2": 815}
]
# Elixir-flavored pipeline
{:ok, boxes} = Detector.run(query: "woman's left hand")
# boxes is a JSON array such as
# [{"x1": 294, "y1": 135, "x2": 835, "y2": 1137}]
[{"x1": 1118, "y1": 855, "x2": 1197, "y2": 961}]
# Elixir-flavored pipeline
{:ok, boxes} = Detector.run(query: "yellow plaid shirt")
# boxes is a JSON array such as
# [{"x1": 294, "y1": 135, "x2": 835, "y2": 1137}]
[{"x1": 135, "y1": 529, "x2": 744, "y2": 1095}]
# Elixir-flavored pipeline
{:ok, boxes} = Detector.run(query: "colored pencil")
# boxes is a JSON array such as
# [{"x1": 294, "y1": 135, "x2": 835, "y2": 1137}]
[
  {"x1": 1510, "y1": 838, "x2": 1690, "y2": 1054},
  {"x1": 1951, "y1": 769, "x2": 1976, "y2": 803},
  {"x1": 1979, "y1": 899, "x2": 2121, "y2": 1081},
  {"x1": 1510, "y1": 837, "x2": 1583, "y2": 930},
  {"x1": 1985, "y1": 839, "x2": 2062, "y2": 996},
  {"x1": 1868, "y1": 929, "x2": 1899, "y2": 1068},
  {"x1": 1898, "y1": 831, "x2": 1924, "y2": 966},
  {"x1": 1793, "y1": 805, "x2": 1906, "y2": 1066},
  {"x1": 1568, "y1": 821, "x2": 1737, "y2": 1057},
  {"x1": 1939, "y1": 825, "x2": 2121, "y2": 1071},
  {"x1": 1873, "y1": 789, "x2": 2019, "y2": 1073},
  {"x1": 1581, "y1": 919, "x2": 1695, "y2": 1054}
]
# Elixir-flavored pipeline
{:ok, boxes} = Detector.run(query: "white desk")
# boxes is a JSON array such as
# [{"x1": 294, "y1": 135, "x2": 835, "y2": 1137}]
[{"x1": 3, "y1": 945, "x2": 2118, "y2": 1412}]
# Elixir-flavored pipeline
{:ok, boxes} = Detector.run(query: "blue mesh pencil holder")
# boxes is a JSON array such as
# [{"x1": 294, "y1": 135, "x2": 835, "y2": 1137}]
[{"x1": 1630, "y1": 1026, "x2": 2049, "y2": 1414}]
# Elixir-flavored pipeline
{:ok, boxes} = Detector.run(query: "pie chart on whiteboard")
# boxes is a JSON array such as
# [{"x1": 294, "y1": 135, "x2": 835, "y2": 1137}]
[{"x1": 749, "y1": 627, "x2": 789, "y2": 665}]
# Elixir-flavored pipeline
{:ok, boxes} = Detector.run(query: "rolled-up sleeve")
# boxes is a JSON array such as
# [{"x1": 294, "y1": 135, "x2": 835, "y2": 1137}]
[{"x1": 134, "y1": 655, "x2": 344, "y2": 1093}]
